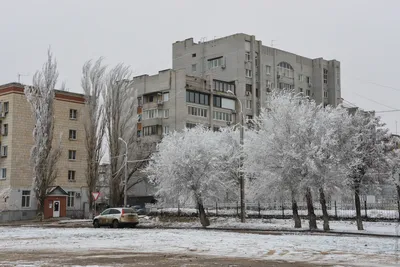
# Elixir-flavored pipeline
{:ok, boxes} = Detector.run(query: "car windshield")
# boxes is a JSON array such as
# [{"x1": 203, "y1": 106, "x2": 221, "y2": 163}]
[
  {"x1": 123, "y1": 208, "x2": 136, "y2": 214},
  {"x1": 100, "y1": 209, "x2": 110, "y2": 215}
]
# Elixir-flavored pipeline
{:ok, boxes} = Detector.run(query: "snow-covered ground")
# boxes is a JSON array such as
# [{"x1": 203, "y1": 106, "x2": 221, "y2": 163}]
[{"x1": 0, "y1": 226, "x2": 399, "y2": 266}]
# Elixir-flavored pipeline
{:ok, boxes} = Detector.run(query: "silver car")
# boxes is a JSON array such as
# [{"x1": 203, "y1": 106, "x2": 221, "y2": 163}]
[{"x1": 93, "y1": 207, "x2": 139, "y2": 228}]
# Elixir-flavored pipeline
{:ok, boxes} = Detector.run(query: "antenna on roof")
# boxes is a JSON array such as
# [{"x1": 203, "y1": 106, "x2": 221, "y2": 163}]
[{"x1": 17, "y1": 73, "x2": 29, "y2": 83}]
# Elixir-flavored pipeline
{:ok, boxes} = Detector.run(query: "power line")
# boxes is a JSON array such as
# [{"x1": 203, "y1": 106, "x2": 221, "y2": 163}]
[
  {"x1": 350, "y1": 76, "x2": 400, "y2": 93},
  {"x1": 352, "y1": 92, "x2": 398, "y2": 110}
]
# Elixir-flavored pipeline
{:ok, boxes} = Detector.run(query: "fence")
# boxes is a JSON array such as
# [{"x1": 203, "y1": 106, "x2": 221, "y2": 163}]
[
  {"x1": 0, "y1": 210, "x2": 37, "y2": 223},
  {"x1": 146, "y1": 200, "x2": 400, "y2": 221}
]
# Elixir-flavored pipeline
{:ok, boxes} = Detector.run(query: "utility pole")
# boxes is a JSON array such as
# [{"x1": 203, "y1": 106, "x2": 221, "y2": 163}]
[{"x1": 118, "y1": 137, "x2": 128, "y2": 207}]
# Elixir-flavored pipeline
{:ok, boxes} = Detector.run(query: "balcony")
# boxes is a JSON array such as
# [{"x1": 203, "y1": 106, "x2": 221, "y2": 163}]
[{"x1": 142, "y1": 118, "x2": 162, "y2": 127}]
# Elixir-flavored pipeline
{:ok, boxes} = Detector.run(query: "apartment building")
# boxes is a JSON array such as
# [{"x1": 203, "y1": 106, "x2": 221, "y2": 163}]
[
  {"x1": 173, "y1": 33, "x2": 341, "y2": 122},
  {"x1": 0, "y1": 83, "x2": 88, "y2": 220}
]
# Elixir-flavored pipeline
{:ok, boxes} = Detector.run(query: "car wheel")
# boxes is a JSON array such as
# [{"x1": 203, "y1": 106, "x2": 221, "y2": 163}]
[
  {"x1": 112, "y1": 219, "x2": 119, "y2": 229},
  {"x1": 130, "y1": 223, "x2": 138, "y2": 228},
  {"x1": 93, "y1": 220, "x2": 100, "y2": 228}
]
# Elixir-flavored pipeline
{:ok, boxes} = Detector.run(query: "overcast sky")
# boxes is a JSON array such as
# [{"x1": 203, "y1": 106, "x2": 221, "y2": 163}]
[{"x1": 1, "y1": 0, "x2": 400, "y2": 132}]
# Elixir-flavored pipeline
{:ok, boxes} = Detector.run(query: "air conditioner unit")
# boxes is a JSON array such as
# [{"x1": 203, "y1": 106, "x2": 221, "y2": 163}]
[
  {"x1": 245, "y1": 91, "x2": 251, "y2": 96},
  {"x1": 76, "y1": 193, "x2": 81, "y2": 198},
  {"x1": 221, "y1": 64, "x2": 226, "y2": 69},
  {"x1": 157, "y1": 100, "x2": 164, "y2": 105},
  {"x1": 308, "y1": 83, "x2": 312, "y2": 87}
]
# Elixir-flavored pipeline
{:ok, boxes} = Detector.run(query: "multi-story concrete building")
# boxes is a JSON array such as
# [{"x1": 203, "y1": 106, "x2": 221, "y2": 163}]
[
  {"x1": 173, "y1": 33, "x2": 341, "y2": 122},
  {"x1": 0, "y1": 83, "x2": 89, "y2": 220}
]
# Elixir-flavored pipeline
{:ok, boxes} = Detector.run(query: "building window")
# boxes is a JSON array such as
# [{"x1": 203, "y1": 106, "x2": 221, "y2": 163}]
[
  {"x1": 323, "y1": 69, "x2": 328, "y2": 84},
  {"x1": 21, "y1": 190, "x2": 30, "y2": 208},
  {"x1": 67, "y1": 192, "x2": 75, "y2": 207},
  {"x1": 164, "y1": 109, "x2": 169, "y2": 118},
  {"x1": 3, "y1": 102, "x2": 9, "y2": 113},
  {"x1": 245, "y1": 41, "x2": 251, "y2": 51},
  {"x1": 245, "y1": 52, "x2": 251, "y2": 62},
  {"x1": 1, "y1": 146, "x2": 7, "y2": 157},
  {"x1": 208, "y1": 57, "x2": 223, "y2": 69},
  {"x1": 191, "y1": 64, "x2": 197, "y2": 72},
  {"x1": 188, "y1": 106, "x2": 207, "y2": 118},
  {"x1": 266, "y1": 65, "x2": 271, "y2": 75},
  {"x1": 186, "y1": 123, "x2": 197, "y2": 129},
  {"x1": 277, "y1": 62, "x2": 294, "y2": 78},
  {"x1": 336, "y1": 67, "x2": 340, "y2": 86},
  {"x1": 143, "y1": 125, "x2": 158, "y2": 136},
  {"x1": 192, "y1": 53, "x2": 196, "y2": 58},
  {"x1": 299, "y1": 88, "x2": 303, "y2": 93},
  {"x1": 68, "y1": 150, "x2": 76, "y2": 160},
  {"x1": 245, "y1": 69, "x2": 252, "y2": 78},
  {"x1": 213, "y1": 126, "x2": 220, "y2": 132},
  {"x1": 148, "y1": 95, "x2": 154, "y2": 102},
  {"x1": 2, "y1": 124, "x2": 8, "y2": 136},
  {"x1": 163, "y1": 126, "x2": 169, "y2": 135},
  {"x1": 246, "y1": 100, "x2": 252, "y2": 109},
  {"x1": 213, "y1": 96, "x2": 222, "y2": 108},
  {"x1": 298, "y1": 74, "x2": 304, "y2": 82},
  {"x1": 70, "y1": 109, "x2": 77, "y2": 120},
  {"x1": 213, "y1": 80, "x2": 235, "y2": 93},
  {"x1": 306, "y1": 90, "x2": 311, "y2": 96},
  {"x1": 306, "y1": 76, "x2": 311, "y2": 84},
  {"x1": 278, "y1": 83, "x2": 294, "y2": 90},
  {"x1": 68, "y1": 170, "x2": 76, "y2": 182},
  {"x1": 186, "y1": 91, "x2": 209, "y2": 106},
  {"x1": 69, "y1": 130, "x2": 77, "y2": 140},
  {"x1": 0, "y1": 168, "x2": 6, "y2": 179},
  {"x1": 163, "y1": 92, "x2": 169, "y2": 102},
  {"x1": 213, "y1": 111, "x2": 232, "y2": 122},
  {"x1": 324, "y1": 91, "x2": 328, "y2": 98}
]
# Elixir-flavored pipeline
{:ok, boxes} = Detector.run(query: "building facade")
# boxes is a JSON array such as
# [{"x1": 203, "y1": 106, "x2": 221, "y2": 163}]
[
  {"x1": 0, "y1": 83, "x2": 89, "y2": 219},
  {"x1": 173, "y1": 33, "x2": 341, "y2": 122}
]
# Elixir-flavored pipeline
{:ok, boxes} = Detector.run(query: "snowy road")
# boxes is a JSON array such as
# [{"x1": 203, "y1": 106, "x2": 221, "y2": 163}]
[{"x1": 0, "y1": 226, "x2": 399, "y2": 266}]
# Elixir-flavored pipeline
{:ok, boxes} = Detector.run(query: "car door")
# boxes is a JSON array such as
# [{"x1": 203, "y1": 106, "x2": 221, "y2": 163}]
[
  {"x1": 108, "y1": 209, "x2": 120, "y2": 224},
  {"x1": 99, "y1": 209, "x2": 110, "y2": 225}
]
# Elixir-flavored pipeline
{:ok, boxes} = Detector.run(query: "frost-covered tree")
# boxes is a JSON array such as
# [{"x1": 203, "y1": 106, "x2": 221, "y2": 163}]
[
  {"x1": 146, "y1": 126, "x2": 240, "y2": 227},
  {"x1": 340, "y1": 110, "x2": 389, "y2": 230},
  {"x1": 24, "y1": 50, "x2": 63, "y2": 217},
  {"x1": 81, "y1": 58, "x2": 107, "y2": 211},
  {"x1": 102, "y1": 64, "x2": 138, "y2": 206}
]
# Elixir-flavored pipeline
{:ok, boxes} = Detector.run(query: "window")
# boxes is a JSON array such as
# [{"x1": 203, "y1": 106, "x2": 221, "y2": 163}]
[
  {"x1": 192, "y1": 53, "x2": 196, "y2": 58},
  {"x1": 245, "y1": 52, "x2": 251, "y2": 61},
  {"x1": 1, "y1": 146, "x2": 7, "y2": 157},
  {"x1": 277, "y1": 62, "x2": 294, "y2": 78},
  {"x1": 186, "y1": 123, "x2": 197, "y2": 129},
  {"x1": 186, "y1": 91, "x2": 209, "y2": 106},
  {"x1": 70, "y1": 109, "x2": 77, "y2": 120},
  {"x1": 0, "y1": 168, "x2": 6, "y2": 179},
  {"x1": 148, "y1": 95, "x2": 154, "y2": 102},
  {"x1": 163, "y1": 126, "x2": 169, "y2": 135},
  {"x1": 69, "y1": 130, "x2": 77, "y2": 140},
  {"x1": 2, "y1": 124, "x2": 8, "y2": 136},
  {"x1": 213, "y1": 126, "x2": 220, "y2": 132},
  {"x1": 143, "y1": 125, "x2": 158, "y2": 136},
  {"x1": 246, "y1": 115, "x2": 253, "y2": 123},
  {"x1": 21, "y1": 190, "x2": 30, "y2": 208},
  {"x1": 245, "y1": 41, "x2": 251, "y2": 51},
  {"x1": 278, "y1": 83, "x2": 294, "y2": 90},
  {"x1": 213, "y1": 111, "x2": 232, "y2": 122},
  {"x1": 213, "y1": 80, "x2": 235, "y2": 93},
  {"x1": 67, "y1": 192, "x2": 75, "y2": 207},
  {"x1": 192, "y1": 64, "x2": 197, "y2": 72},
  {"x1": 163, "y1": 92, "x2": 169, "y2": 102},
  {"x1": 68, "y1": 150, "x2": 76, "y2": 160},
  {"x1": 213, "y1": 96, "x2": 222, "y2": 108},
  {"x1": 208, "y1": 57, "x2": 223, "y2": 69},
  {"x1": 336, "y1": 67, "x2": 340, "y2": 86},
  {"x1": 245, "y1": 69, "x2": 252, "y2": 78},
  {"x1": 298, "y1": 74, "x2": 304, "y2": 82},
  {"x1": 306, "y1": 76, "x2": 311, "y2": 84},
  {"x1": 323, "y1": 69, "x2": 328, "y2": 84},
  {"x1": 324, "y1": 91, "x2": 328, "y2": 98},
  {"x1": 188, "y1": 106, "x2": 207, "y2": 118},
  {"x1": 3, "y1": 102, "x2": 9, "y2": 113},
  {"x1": 266, "y1": 65, "x2": 271, "y2": 75},
  {"x1": 137, "y1": 97, "x2": 143, "y2": 106},
  {"x1": 299, "y1": 88, "x2": 303, "y2": 93},
  {"x1": 68, "y1": 170, "x2": 76, "y2": 182},
  {"x1": 164, "y1": 109, "x2": 169, "y2": 118},
  {"x1": 256, "y1": 89, "x2": 260, "y2": 98},
  {"x1": 306, "y1": 90, "x2": 311, "y2": 96},
  {"x1": 246, "y1": 100, "x2": 252, "y2": 109}
]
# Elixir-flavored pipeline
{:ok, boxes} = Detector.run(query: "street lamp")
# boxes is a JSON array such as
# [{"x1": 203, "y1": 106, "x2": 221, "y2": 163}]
[
  {"x1": 118, "y1": 137, "x2": 128, "y2": 207},
  {"x1": 226, "y1": 90, "x2": 245, "y2": 223}
]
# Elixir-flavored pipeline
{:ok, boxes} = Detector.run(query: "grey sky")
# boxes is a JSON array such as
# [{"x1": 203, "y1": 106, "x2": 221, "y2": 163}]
[{"x1": 1, "y1": 0, "x2": 400, "y2": 132}]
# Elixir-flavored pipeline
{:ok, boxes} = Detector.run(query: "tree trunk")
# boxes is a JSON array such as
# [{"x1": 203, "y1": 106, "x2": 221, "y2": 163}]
[
  {"x1": 291, "y1": 198, "x2": 302, "y2": 228},
  {"x1": 396, "y1": 185, "x2": 400, "y2": 222},
  {"x1": 305, "y1": 188, "x2": 317, "y2": 230},
  {"x1": 319, "y1": 188, "x2": 330, "y2": 231},
  {"x1": 196, "y1": 198, "x2": 210, "y2": 228},
  {"x1": 354, "y1": 183, "x2": 364, "y2": 230}
]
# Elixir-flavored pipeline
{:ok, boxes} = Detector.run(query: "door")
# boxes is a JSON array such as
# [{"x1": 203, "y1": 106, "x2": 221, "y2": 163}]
[
  {"x1": 53, "y1": 201, "x2": 60, "y2": 218},
  {"x1": 99, "y1": 209, "x2": 110, "y2": 225}
]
